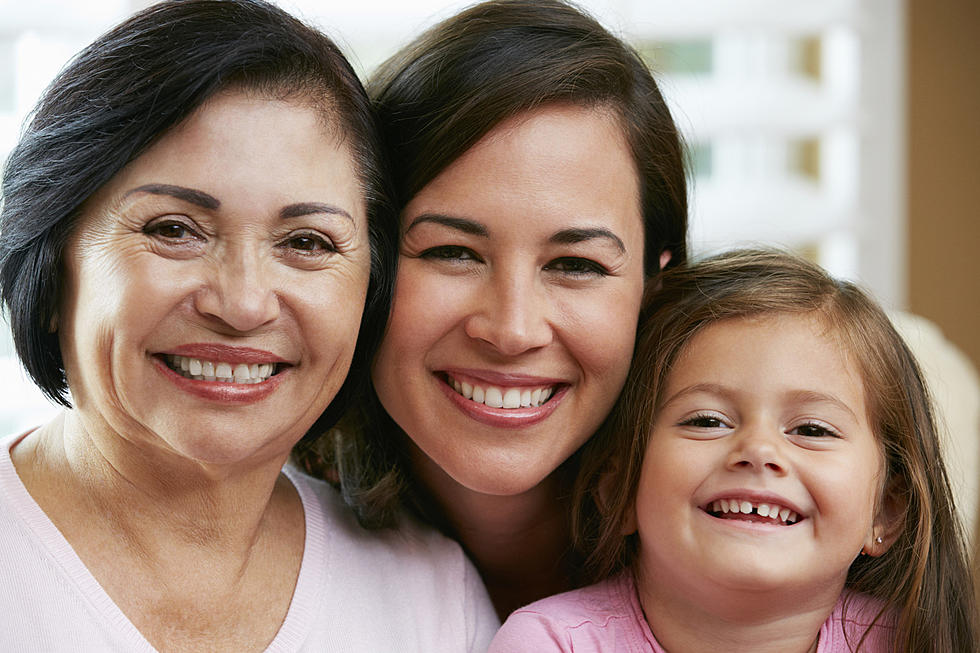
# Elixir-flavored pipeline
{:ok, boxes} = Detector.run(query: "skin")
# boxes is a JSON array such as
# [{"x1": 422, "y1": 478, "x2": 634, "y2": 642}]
[
  {"x1": 11, "y1": 89, "x2": 370, "y2": 652},
  {"x1": 372, "y1": 103, "x2": 658, "y2": 615},
  {"x1": 631, "y1": 313, "x2": 894, "y2": 653}
]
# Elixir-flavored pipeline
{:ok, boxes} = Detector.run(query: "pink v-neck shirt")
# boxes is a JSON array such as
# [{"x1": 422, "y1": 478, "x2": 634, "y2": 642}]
[
  {"x1": 490, "y1": 573, "x2": 894, "y2": 652},
  {"x1": 0, "y1": 432, "x2": 498, "y2": 652}
]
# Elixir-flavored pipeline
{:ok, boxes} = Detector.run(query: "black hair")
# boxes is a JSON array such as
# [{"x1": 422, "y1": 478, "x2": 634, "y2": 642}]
[{"x1": 0, "y1": 0, "x2": 396, "y2": 432}]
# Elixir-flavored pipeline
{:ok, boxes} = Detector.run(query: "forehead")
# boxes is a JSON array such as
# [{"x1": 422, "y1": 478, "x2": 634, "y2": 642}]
[
  {"x1": 404, "y1": 103, "x2": 642, "y2": 243},
  {"x1": 80, "y1": 89, "x2": 364, "y2": 223},
  {"x1": 666, "y1": 313, "x2": 868, "y2": 411}
]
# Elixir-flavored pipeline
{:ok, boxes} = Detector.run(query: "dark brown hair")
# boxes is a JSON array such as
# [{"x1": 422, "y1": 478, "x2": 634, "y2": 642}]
[
  {"x1": 0, "y1": 0, "x2": 397, "y2": 434},
  {"x1": 301, "y1": 0, "x2": 690, "y2": 530},
  {"x1": 573, "y1": 249, "x2": 978, "y2": 651}
]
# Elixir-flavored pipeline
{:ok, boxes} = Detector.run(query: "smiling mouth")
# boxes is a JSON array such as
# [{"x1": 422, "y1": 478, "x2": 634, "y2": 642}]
[
  {"x1": 705, "y1": 498, "x2": 802, "y2": 526},
  {"x1": 443, "y1": 373, "x2": 559, "y2": 409},
  {"x1": 162, "y1": 354, "x2": 284, "y2": 384}
]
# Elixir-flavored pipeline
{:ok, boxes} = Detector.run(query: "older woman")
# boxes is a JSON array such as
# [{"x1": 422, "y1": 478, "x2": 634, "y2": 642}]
[
  {"x1": 0, "y1": 1, "x2": 495, "y2": 650},
  {"x1": 314, "y1": 0, "x2": 688, "y2": 618}
]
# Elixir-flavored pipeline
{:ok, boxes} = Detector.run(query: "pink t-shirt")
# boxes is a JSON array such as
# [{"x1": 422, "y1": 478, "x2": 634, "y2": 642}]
[{"x1": 489, "y1": 572, "x2": 896, "y2": 652}]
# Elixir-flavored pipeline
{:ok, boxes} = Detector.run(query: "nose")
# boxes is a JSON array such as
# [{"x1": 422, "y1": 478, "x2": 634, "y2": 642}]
[
  {"x1": 725, "y1": 424, "x2": 788, "y2": 475},
  {"x1": 193, "y1": 244, "x2": 280, "y2": 332},
  {"x1": 463, "y1": 268, "x2": 553, "y2": 356}
]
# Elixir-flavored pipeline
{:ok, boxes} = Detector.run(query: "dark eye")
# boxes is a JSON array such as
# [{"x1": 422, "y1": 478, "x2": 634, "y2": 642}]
[
  {"x1": 145, "y1": 220, "x2": 198, "y2": 241},
  {"x1": 680, "y1": 414, "x2": 729, "y2": 429},
  {"x1": 790, "y1": 422, "x2": 840, "y2": 438},
  {"x1": 420, "y1": 245, "x2": 480, "y2": 262},
  {"x1": 545, "y1": 257, "x2": 609, "y2": 277},
  {"x1": 280, "y1": 233, "x2": 334, "y2": 253}
]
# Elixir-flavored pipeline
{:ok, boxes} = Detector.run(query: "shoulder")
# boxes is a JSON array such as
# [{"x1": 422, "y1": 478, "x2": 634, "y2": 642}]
[
  {"x1": 489, "y1": 574, "x2": 655, "y2": 653},
  {"x1": 818, "y1": 591, "x2": 897, "y2": 653},
  {"x1": 284, "y1": 465, "x2": 499, "y2": 652}
]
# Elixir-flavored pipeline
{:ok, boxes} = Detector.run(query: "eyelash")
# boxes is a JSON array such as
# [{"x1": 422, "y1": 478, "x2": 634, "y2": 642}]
[
  {"x1": 144, "y1": 218, "x2": 199, "y2": 239},
  {"x1": 419, "y1": 245, "x2": 479, "y2": 262},
  {"x1": 276, "y1": 232, "x2": 336, "y2": 254},
  {"x1": 788, "y1": 422, "x2": 842, "y2": 439},
  {"x1": 418, "y1": 247, "x2": 609, "y2": 278},
  {"x1": 544, "y1": 257, "x2": 609, "y2": 277},
  {"x1": 679, "y1": 412, "x2": 730, "y2": 429}
]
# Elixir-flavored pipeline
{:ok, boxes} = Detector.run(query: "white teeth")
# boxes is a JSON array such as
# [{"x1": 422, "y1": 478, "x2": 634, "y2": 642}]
[
  {"x1": 710, "y1": 498, "x2": 801, "y2": 525},
  {"x1": 447, "y1": 376, "x2": 556, "y2": 409},
  {"x1": 485, "y1": 387, "x2": 504, "y2": 408},
  {"x1": 167, "y1": 355, "x2": 276, "y2": 384}
]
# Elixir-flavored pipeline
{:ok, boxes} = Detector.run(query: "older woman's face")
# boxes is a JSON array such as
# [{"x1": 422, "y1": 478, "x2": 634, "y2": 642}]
[
  {"x1": 372, "y1": 104, "x2": 647, "y2": 496},
  {"x1": 59, "y1": 90, "x2": 370, "y2": 466}
]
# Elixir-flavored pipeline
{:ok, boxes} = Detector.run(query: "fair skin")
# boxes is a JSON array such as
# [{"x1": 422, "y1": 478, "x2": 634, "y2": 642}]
[
  {"x1": 372, "y1": 103, "x2": 664, "y2": 615},
  {"x1": 630, "y1": 313, "x2": 896, "y2": 653},
  {"x1": 11, "y1": 89, "x2": 370, "y2": 652}
]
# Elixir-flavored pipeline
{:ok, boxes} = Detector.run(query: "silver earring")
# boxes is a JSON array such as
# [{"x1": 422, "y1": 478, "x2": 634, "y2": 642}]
[{"x1": 875, "y1": 536, "x2": 882, "y2": 544}]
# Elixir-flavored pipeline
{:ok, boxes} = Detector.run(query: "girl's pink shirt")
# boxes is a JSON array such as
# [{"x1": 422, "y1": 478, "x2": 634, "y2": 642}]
[{"x1": 489, "y1": 572, "x2": 896, "y2": 652}]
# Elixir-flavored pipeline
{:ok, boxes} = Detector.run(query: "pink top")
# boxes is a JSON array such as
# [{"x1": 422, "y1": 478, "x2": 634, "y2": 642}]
[
  {"x1": 489, "y1": 572, "x2": 895, "y2": 652},
  {"x1": 0, "y1": 431, "x2": 498, "y2": 651}
]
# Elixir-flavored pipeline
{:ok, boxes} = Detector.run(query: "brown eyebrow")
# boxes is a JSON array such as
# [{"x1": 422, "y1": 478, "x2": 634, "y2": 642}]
[
  {"x1": 550, "y1": 227, "x2": 625, "y2": 253},
  {"x1": 280, "y1": 202, "x2": 354, "y2": 222},
  {"x1": 124, "y1": 184, "x2": 220, "y2": 209},
  {"x1": 661, "y1": 384, "x2": 860, "y2": 422},
  {"x1": 404, "y1": 213, "x2": 489, "y2": 237},
  {"x1": 124, "y1": 186, "x2": 353, "y2": 222}
]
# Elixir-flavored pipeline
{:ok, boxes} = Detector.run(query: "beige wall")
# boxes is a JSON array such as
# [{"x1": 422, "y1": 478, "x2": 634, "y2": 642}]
[
  {"x1": 907, "y1": 0, "x2": 979, "y2": 371},
  {"x1": 906, "y1": 0, "x2": 980, "y2": 600}
]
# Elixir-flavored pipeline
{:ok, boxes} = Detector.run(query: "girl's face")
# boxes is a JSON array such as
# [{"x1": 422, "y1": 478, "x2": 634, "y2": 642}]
[
  {"x1": 372, "y1": 104, "x2": 648, "y2": 497},
  {"x1": 633, "y1": 313, "x2": 888, "y2": 607}
]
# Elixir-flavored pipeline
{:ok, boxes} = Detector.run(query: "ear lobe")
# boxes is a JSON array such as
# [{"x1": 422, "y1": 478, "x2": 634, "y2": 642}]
[
  {"x1": 863, "y1": 485, "x2": 905, "y2": 556},
  {"x1": 658, "y1": 250, "x2": 672, "y2": 272}
]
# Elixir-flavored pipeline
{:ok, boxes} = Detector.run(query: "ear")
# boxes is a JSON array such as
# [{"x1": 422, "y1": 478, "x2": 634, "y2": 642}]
[
  {"x1": 658, "y1": 249, "x2": 672, "y2": 272},
  {"x1": 862, "y1": 483, "x2": 905, "y2": 557}
]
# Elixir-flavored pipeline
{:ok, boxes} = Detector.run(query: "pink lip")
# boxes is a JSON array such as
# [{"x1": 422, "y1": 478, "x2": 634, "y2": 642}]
[
  {"x1": 165, "y1": 343, "x2": 288, "y2": 365},
  {"x1": 436, "y1": 373, "x2": 567, "y2": 429},
  {"x1": 153, "y1": 356, "x2": 286, "y2": 404},
  {"x1": 442, "y1": 367, "x2": 565, "y2": 387}
]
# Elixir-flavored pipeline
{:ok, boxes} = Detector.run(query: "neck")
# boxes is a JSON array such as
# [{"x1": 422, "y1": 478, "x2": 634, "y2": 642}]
[
  {"x1": 635, "y1": 562, "x2": 840, "y2": 653},
  {"x1": 411, "y1": 447, "x2": 576, "y2": 619},
  {"x1": 15, "y1": 411, "x2": 294, "y2": 561}
]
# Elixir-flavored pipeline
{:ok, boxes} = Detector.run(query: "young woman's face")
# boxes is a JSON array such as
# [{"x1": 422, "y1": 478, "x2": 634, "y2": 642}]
[
  {"x1": 372, "y1": 104, "x2": 648, "y2": 497},
  {"x1": 59, "y1": 90, "x2": 371, "y2": 468},
  {"x1": 633, "y1": 313, "x2": 887, "y2": 610}
]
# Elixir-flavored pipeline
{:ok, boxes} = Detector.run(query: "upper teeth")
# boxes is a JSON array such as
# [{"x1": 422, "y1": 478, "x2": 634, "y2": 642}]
[
  {"x1": 449, "y1": 375, "x2": 554, "y2": 409},
  {"x1": 168, "y1": 355, "x2": 275, "y2": 384},
  {"x1": 710, "y1": 498, "x2": 799, "y2": 525}
]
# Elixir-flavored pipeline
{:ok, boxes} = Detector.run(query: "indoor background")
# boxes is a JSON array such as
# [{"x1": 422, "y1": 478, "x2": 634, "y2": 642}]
[{"x1": 1, "y1": 0, "x2": 977, "y2": 562}]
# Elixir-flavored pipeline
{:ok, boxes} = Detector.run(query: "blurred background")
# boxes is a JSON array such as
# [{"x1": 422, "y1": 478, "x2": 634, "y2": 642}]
[{"x1": 0, "y1": 0, "x2": 977, "y2": 549}]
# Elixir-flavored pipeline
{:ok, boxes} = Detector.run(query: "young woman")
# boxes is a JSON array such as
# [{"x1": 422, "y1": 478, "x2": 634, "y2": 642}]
[{"x1": 303, "y1": 0, "x2": 688, "y2": 618}]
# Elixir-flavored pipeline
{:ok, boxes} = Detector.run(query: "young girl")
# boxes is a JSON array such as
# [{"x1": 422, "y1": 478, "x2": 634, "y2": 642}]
[{"x1": 489, "y1": 249, "x2": 978, "y2": 652}]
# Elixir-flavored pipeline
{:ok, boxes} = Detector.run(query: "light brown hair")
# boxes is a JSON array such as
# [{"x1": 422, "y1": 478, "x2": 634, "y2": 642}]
[{"x1": 573, "y1": 248, "x2": 978, "y2": 651}]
